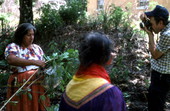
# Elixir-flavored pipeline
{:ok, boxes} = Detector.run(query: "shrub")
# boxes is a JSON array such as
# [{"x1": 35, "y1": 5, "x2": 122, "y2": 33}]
[
  {"x1": 58, "y1": 0, "x2": 86, "y2": 25},
  {"x1": 34, "y1": 4, "x2": 63, "y2": 41},
  {"x1": 94, "y1": 4, "x2": 132, "y2": 33}
]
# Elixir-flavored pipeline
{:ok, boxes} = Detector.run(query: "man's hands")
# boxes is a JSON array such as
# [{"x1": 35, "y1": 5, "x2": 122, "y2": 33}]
[
  {"x1": 140, "y1": 13, "x2": 154, "y2": 36},
  {"x1": 139, "y1": 13, "x2": 164, "y2": 59},
  {"x1": 140, "y1": 12, "x2": 148, "y2": 21},
  {"x1": 143, "y1": 26, "x2": 154, "y2": 36}
]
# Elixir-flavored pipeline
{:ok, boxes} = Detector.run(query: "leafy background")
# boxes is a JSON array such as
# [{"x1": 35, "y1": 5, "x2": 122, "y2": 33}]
[{"x1": 0, "y1": 0, "x2": 169, "y2": 111}]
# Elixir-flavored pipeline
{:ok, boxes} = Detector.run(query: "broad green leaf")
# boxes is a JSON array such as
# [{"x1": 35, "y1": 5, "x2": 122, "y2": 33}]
[
  {"x1": 27, "y1": 93, "x2": 32, "y2": 100},
  {"x1": 40, "y1": 95, "x2": 46, "y2": 101}
]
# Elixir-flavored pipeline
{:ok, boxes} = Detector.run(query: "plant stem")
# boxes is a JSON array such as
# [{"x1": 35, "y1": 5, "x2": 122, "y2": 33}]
[
  {"x1": 0, "y1": 69, "x2": 38, "y2": 111},
  {"x1": 26, "y1": 75, "x2": 43, "y2": 89}
]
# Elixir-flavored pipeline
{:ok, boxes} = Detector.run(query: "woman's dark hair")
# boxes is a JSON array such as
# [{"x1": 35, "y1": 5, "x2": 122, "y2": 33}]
[
  {"x1": 79, "y1": 32, "x2": 113, "y2": 67},
  {"x1": 14, "y1": 23, "x2": 36, "y2": 46}
]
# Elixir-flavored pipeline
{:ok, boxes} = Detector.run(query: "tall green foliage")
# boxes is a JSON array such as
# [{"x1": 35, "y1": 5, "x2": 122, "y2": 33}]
[
  {"x1": 34, "y1": 4, "x2": 63, "y2": 41},
  {"x1": 0, "y1": 17, "x2": 14, "y2": 61},
  {"x1": 109, "y1": 4, "x2": 124, "y2": 30},
  {"x1": 94, "y1": 4, "x2": 131, "y2": 33},
  {"x1": 59, "y1": 0, "x2": 86, "y2": 25}
]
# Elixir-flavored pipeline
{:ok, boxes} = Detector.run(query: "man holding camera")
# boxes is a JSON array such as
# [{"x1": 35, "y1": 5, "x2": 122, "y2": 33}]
[{"x1": 140, "y1": 5, "x2": 170, "y2": 111}]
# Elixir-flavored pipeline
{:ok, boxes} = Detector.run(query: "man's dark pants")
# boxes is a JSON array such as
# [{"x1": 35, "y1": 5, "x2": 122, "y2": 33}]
[{"x1": 148, "y1": 70, "x2": 170, "y2": 111}]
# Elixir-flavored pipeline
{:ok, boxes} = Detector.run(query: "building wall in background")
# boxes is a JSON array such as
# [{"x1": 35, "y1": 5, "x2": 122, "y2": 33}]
[
  {"x1": 87, "y1": 0, "x2": 98, "y2": 16},
  {"x1": 153, "y1": 0, "x2": 170, "y2": 11},
  {"x1": 87, "y1": 0, "x2": 170, "y2": 16}
]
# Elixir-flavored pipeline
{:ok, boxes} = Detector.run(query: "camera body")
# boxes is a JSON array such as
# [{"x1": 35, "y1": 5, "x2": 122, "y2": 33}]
[{"x1": 140, "y1": 19, "x2": 152, "y2": 31}]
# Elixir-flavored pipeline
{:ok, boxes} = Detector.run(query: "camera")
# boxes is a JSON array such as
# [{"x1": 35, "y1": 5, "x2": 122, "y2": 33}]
[{"x1": 140, "y1": 19, "x2": 152, "y2": 31}]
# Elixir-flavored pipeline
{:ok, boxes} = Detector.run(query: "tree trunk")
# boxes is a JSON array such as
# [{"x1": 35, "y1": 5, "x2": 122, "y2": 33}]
[{"x1": 19, "y1": 0, "x2": 33, "y2": 24}]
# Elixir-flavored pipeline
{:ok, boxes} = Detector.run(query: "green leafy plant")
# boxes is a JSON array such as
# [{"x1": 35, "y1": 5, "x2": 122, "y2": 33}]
[
  {"x1": 59, "y1": 0, "x2": 86, "y2": 25},
  {"x1": 0, "y1": 72, "x2": 10, "y2": 87},
  {"x1": 43, "y1": 49, "x2": 79, "y2": 94},
  {"x1": 46, "y1": 104, "x2": 59, "y2": 111},
  {"x1": 109, "y1": 4, "x2": 124, "y2": 30},
  {"x1": 0, "y1": 24, "x2": 14, "y2": 70},
  {"x1": 95, "y1": 4, "x2": 132, "y2": 33},
  {"x1": 110, "y1": 55, "x2": 130, "y2": 83},
  {"x1": 35, "y1": 3, "x2": 63, "y2": 41},
  {"x1": 110, "y1": 67, "x2": 130, "y2": 83}
]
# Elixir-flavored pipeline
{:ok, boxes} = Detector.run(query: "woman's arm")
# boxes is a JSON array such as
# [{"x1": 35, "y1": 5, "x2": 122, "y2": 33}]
[{"x1": 7, "y1": 54, "x2": 45, "y2": 68}]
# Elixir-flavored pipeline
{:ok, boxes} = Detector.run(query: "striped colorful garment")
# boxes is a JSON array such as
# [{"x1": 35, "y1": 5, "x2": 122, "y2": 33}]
[
  {"x1": 59, "y1": 64, "x2": 126, "y2": 111},
  {"x1": 6, "y1": 70, "x2": 50, "y2": 111}
]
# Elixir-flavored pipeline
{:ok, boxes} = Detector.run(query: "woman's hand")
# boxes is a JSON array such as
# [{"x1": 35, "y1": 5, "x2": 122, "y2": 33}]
[{"x1": 32, "y1": 60, "x2": 46, "y2": 68}]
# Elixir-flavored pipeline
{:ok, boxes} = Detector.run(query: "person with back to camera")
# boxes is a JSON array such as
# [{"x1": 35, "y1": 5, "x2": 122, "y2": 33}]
[
  {"x1": 140, "y1": 5, "x2": 170, "y2": 111},
  {"x1": 4, "y1": 23, "x2": 50, "y2": 111},
  {"x1": 59, "y1": 32, "x2": 126, "y2": 111}
]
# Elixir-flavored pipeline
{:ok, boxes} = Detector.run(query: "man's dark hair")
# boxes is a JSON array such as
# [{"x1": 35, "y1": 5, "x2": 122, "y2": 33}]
[
  {"x1": 79, "y1": 32, "x2": 113, "y2": 68},
  {"x1": 14, "y1": 23, "x2": 36, "y2": 46},
  {"x1": 154, "y1": 16, "x2": 169, "y2": 25}
]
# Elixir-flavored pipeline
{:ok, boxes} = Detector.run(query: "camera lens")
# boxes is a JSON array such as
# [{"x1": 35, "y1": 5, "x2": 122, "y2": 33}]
[{"x1": 140, "y1": 22, "x2": 145, "y2": 28}]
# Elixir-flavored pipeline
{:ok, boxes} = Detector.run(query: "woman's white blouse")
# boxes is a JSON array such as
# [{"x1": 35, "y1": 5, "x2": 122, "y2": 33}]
[{"x1": 5, "y1": 43, "x2": 44, "y2": 73}]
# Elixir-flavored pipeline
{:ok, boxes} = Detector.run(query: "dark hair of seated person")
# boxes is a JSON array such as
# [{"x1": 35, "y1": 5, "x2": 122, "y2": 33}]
[
  {"x1": 79, "y1": 32, "x2": 113, "y2": 68},
  {"x1": 14, "y1": 23, "x2": 36, "y2": 46}
]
